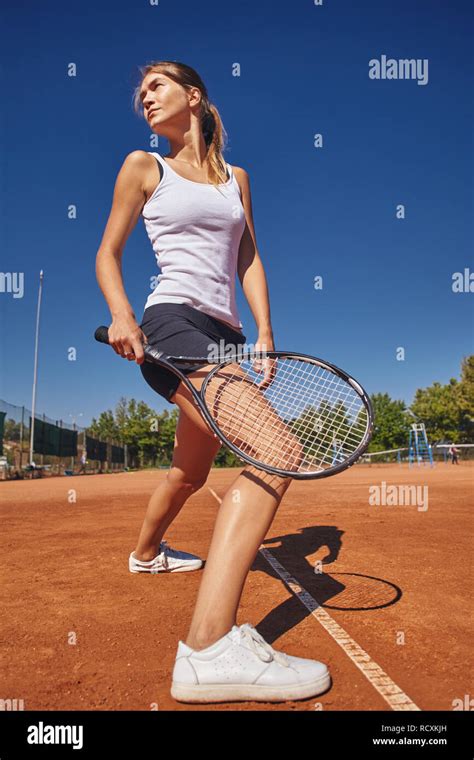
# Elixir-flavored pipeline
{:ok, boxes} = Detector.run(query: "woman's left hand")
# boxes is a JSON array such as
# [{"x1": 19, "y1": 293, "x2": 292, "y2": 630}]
[{"x1": 253, "y1": 332, "x2": 277, "y2": 390}]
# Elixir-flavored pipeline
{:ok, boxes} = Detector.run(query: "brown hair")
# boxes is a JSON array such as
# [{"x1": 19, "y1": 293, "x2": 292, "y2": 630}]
[{"x1": 133, "y1": 61, "x2": 229, "y2": 186}]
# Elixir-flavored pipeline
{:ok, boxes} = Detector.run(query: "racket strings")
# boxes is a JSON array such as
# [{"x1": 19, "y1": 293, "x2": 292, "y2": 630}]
[
  {"x1": 203, "y1": 356, "x2": 369, "y2": 474},
  {"x1": 248, "y1": 362, "x2": 365, "y2": 452}
]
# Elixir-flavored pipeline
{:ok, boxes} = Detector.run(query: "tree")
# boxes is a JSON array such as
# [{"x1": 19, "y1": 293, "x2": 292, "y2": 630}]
[
  {"x1": 4, "y1": 418, "x2": 21, "y2": 442},
  {"x1": 368, "y1": 393, "x2": 410, "y2": 451},
  {"x1": 88, "y1": 410, "x2": 120, "y2": 441},
  {"x1": 116, "y1": 398, "x2": 169, "y2": 467},
  {"x1": 88, "y1": 398, "x2": 181, "y2": 467},
  {"x1": 409, "y1": 355, "x2": 474, "y2": 443},
  {"x1": 457, "y1": 355, "x2": 474, "y2": 442},
  {"x1": 411, "y1": 381, "x2": 463, "y2": 442}
]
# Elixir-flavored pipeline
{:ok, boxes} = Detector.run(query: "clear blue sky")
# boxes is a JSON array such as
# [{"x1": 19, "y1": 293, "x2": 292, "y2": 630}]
[{"x1": 1, "y1": 0, "x2": 472, "y2": 427}]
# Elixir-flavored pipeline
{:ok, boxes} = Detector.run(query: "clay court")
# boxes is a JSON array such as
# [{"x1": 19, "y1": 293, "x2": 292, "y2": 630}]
[{"x1": 1, "y1": 461, "x2": 472, "y2": 711}]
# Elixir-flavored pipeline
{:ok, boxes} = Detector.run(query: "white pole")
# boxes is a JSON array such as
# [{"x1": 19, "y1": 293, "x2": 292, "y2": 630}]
[{"x1": 29, "y1": 270, "x2": 44, "y2": 465}]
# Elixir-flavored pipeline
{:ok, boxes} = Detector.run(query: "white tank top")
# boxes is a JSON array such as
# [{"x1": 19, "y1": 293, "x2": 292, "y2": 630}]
[{"x1": 141, "y1": 151, "x2": 246, "y2": 330}]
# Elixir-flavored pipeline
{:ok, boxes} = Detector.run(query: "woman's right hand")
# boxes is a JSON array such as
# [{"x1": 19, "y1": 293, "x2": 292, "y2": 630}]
[{"x1": 108, "y1": 312, "x2": 148, "y2": 365}]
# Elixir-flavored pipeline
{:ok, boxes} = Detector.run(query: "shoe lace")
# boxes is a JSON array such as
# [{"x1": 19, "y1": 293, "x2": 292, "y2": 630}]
[{"x1": 239, "y1": 624, "x2": 290, "y2": 667}]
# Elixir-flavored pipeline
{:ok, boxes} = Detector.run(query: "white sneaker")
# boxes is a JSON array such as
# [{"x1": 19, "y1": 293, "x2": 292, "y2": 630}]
[
  {"x1": 129, "y1": 541, "x2": 203, "y2": 573},
  {"x1": 171, "y1": 622, "x2": 331, "y2": 703}
]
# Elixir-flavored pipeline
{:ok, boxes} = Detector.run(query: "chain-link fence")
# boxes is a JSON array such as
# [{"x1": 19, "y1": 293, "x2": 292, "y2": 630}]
[{"x1": 0, "y1": 399, "x2": 126, "y2": 480}]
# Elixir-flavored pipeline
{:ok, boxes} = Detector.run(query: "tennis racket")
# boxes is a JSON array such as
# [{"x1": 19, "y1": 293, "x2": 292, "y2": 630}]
[{"x1": 94, "y1": 325, "x2": 374, "y2": 479}]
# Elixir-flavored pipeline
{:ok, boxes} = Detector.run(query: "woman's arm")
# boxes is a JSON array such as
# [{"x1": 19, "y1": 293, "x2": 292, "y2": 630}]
[
  {"x1": 95, "y1": 150, "x2": 151, "y2": 364},
  {"x1": 233, "y1": 167, "x2": 274, "y2": 351}
]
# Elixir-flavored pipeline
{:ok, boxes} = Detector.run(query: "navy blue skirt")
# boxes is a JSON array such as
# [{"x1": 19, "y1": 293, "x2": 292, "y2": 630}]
[{"x1": 138, "y1": 303, "x2": 247, "y2": 403}]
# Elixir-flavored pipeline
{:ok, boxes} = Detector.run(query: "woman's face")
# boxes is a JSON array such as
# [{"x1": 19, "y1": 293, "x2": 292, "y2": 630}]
[{"x1": 139, "y1": 72, "x2": 198, "y2": 135}]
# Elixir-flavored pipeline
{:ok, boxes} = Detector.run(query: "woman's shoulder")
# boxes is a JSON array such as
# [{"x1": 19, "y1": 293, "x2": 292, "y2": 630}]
[
  {"x1": 122, "y1": 151, "x2": 163, "y2": 201},
  {"x1": 230, "y1": 165, "x2": 249, "y2": 181},
  {"x1": 123, "y1": 149, "x2": 159, "y2": 167},
  {"x1": 119, "y1": 150, "x2": 159, "y2": 182},
  {"x1": 230, "y1": 165, "x2": 251, "y2": 202}
]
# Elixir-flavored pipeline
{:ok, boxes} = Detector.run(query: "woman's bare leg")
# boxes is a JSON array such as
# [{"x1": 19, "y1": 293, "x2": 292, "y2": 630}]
[
  {"x1": 168, "y1": 366, "x2": 296, "y2": 650},
  {"x1": 133, "y1": 403, "x2": 221, "y2": 561},
  {"x1": 185, "y1": 465, "x2": 291, "y2": 649}
]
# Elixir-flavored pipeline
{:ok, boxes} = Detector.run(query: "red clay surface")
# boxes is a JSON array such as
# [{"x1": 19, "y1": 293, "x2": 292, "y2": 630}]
[{"x1": 1, "y1": 462, "x2": 472, "y2": 711}]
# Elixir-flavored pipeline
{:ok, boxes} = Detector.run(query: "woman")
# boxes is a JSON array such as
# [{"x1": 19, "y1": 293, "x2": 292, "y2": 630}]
[{"x1": 95, "y1": 61, "x2": 331, "y2": 703}]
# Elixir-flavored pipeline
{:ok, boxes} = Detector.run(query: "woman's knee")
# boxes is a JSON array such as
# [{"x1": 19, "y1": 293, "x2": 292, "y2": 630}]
[{"x1": 166, "y1": 466, "x2": 208, "y2": 495}]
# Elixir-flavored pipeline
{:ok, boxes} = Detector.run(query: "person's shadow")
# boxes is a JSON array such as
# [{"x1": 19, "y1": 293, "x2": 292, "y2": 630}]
[{"x1": 248, "y1": 526, "x2": 402, "y2": 645}]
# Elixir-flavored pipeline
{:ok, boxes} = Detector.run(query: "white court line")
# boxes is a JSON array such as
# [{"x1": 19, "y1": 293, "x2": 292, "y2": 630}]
[
  {"x1": 208, "y1": 488, "x2": 421, "y2": 712},
  {"x1": 207, "y1": 487, "x2": 221, "y2": 502}
]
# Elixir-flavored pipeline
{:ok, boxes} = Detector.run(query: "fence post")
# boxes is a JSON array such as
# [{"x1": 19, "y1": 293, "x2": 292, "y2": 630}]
[
  {"x1": 40, "y1": 413, "x2": 45, "y2": 467},
  {"x1": 71, "y1": 422, "x2": 76, "y2": 474},
  {"x1": 19, "y1": 406, "x2": 25, "y2": 469}
]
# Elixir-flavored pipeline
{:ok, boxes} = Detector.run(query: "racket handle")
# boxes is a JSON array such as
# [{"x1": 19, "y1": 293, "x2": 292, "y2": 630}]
[{"x1": 94, "y1": 325, "x2": 110, "y2": 344}]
